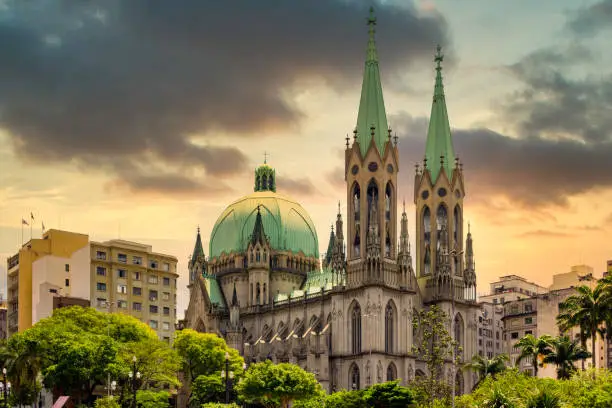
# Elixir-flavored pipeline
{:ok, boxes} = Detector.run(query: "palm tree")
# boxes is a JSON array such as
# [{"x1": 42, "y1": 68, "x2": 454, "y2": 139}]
[
  {"x1": 515, "y1": 334, "x2": 552, "y2": 377},
  {"x1": 542, "y1": 336, "x2": 590, "y2": 380},
  {"x1": 464, "y1": 354, "x2": 508, "y2": 387},
  {"x1": 557, "y1": 283, "x2": 608, "y2": 369}
]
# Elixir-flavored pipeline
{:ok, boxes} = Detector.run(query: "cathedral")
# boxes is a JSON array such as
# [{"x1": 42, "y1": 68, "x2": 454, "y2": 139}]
[{"x1": 182, "y1": 8, "x2": 479, "y2": 393}]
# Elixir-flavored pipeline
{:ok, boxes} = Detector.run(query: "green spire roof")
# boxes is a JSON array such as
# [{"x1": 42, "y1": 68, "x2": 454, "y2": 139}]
[
  {"x1": 425, "y1": 45, "x2": 456, "y2": 183},
  {"x1": 355, "y1": 7, "x2": 389, "y2": 157}
]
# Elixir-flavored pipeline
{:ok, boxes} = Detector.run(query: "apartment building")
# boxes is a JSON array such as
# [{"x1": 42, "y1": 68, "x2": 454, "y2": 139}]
[
  {"x1": 477, "y1": 302, "x2": 504, "y2": 360},
  {"x1": 479, "y1": 275, "x2": 547, "y2": 305},
  {"x1": 0, "y1": 298, "x2": 7, "y2": 340},
  {"x1": 90, "y1": 239, "x2": 178, "y2": 342},
  {"x1": 6, "y1": 229, "x2": 91, "y2": 335}
]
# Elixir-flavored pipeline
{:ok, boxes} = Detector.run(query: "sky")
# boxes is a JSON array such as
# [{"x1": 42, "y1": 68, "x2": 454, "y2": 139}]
[{"x1": 1, "y1": 0, "x2": 612, "y2": 315}]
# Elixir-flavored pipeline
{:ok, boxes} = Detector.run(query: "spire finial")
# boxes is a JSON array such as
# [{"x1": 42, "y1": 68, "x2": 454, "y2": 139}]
[
  {"x1": 197, "y1": 225, "x2": 200, "y2": 234},
  {"x1": 331, "y1": 224, "x2": 334, "y2": 233},
  {"x1": 263, "y1": 151, "x2": 268, "y2": 164},
  {"x1": 468, "y1": 221, "x2": 471, "y2": 234},
  {"x1": 435, "y1": 44, "x2": 443, "y2": 71},
  {"x1": 366, "y1": 7, "x2": 378, "y2": 63},
  {"x1": 402, "y1": 199, "x2": 406, "y2": 213},
  {"x1": 338, "y1": 201, "x2": 341, "y2": 214}
]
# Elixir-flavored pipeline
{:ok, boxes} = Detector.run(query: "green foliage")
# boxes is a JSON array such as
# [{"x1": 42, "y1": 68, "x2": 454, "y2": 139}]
[
  {"x1": 363, "y1": 380, "x2": 414, "y2": 407},
  {"x1": 541, "y1": 336, "x2": 590, "y2": 379},
  {"x1": 173, "y1": 329, "x2": 244, "y2": 405},
  {"x1": 235, "y1": 360, "x2": 322, "y2": 408},
  {"x1": 525, "y1": 387, "x2": 560, "y2": 408},
  {"x1": 464, "y1": 353, "x2": 508, "y2": 386},
  {"x1": 94, "y1": 396, "x2": 120, "y2": 408},
  {"x1": 514, "y1": 334, "x2": 553, "y2": 376},
  {"x1": 324, "y1": 389, "x2": 366, "y2": 408},
  {"x1": 201, "y1": 403, "x2": 239, "y2": 408},
  {"x1": 411, "y1": 305, "x2": 458, "y2": 406},
  {"x1": 13, "y1": 306, "x2": 179, "y2": 406},
  {"x1": 0, "y1": 336, "x2": 42, "y2": 406},
  {"x1": 136, "y1": 390, "x2": 171, "y2": 408}
]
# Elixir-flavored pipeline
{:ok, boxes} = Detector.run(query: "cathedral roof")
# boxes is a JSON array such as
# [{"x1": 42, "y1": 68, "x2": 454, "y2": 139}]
[
  {"x1": 355, "y1": 7, "x2": 389, "y2": 158},
  {"x1": 209, "y1": 162, "x2": 319, "y2": 260},
  {"x1": 425, "y1": 45, "x2": 456, "y2": 183}
]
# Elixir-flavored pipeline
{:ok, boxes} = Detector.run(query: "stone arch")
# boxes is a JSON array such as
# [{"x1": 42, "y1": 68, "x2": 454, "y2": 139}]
[
  {"x1": 384, "y1": 299, "x2": 397, "y2": 353},
  {"x1": 348, "y1": 300, "x2": 362, "y2": 354},
  {"x1": 386, "y1": 362, "x2": 397, "y2": 381},
  {"x1": 384, "y1": 181, "x2": 394, "y2": 257},
  {"x1": 349, "y1": 363, "x2": 360, "y2": 390},
  {"x1": 351, "y1": 182, "x2": 361, "y2": 258}
]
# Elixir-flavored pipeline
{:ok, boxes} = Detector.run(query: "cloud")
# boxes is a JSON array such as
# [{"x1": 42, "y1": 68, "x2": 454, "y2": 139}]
[
  {"x1": 0, "y1": 0, "x2": 448, "y2": 191},
  {"x1": 566, "y1": 0, "x2": 612, "y2": 36},
  {"x1": 517, "y1": 230, "x2": 575, "y2": 239},
  {"x1": 326, "y1": 166, "x2": 345, "y2": 190},
  {"x1": 105, "y1": 173, "x2": 234, "y2": 198},
  {"x1": 393, "y1": 112, "x2": 612, "y2": 208},
  {"x1": 277, "y1": 177, "x2": 317, "y2": 196}
]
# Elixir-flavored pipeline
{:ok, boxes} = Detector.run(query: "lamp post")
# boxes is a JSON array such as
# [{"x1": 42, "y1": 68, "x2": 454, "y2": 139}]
[
  {"x1": 1, "y1": 368, "x2": 10, "y2": 408},
  {"x1": 128, "y1": 356, "x2": 141, "y2": 408}
]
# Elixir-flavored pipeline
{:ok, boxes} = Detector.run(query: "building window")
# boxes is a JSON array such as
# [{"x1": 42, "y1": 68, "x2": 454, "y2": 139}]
[
  {"x1": 511, "y1": 332, "x2": 519, "y2": 339},
  {"x1": 386, "y1": 363, "x2": 397, "y2": 381},
  {"x1": 118, "y1": 269, "x2": 127, "y2": 279},
  {"x1": 117, "y1": 284, "x2": 127, "y2": 294},
  {"x1": 525, "y1": 317, "x2": 533, "y2": 325},
  {"x1": 96, "y1": 266, "x2": 106, "y2": 276},
  {"x1": 133, "y1": 302, "x2": 142, "y2": 311},
  {"x1": 525, "y1": 303, "x2": 533, "y2": 312},
  {"x1": 118, "y1": 300, "x2": 128, "y2": 309},
  {"x1": 150, "y1": 305, "x2": 158, "y2": 314},
  {"x1": 96, "y1": 282, "x2": 107, "y2": 291},
  {"x1": 385, "y1": 302, "x2": 394, "y2": 353},
  {"x1": 65, "y1": 278, "x2": 70, "y2": 287},
  {"x1": 350, "y1": 364, "x2": 360, "y2": 391},
  {"x1": 150, "y1": 260, "x2": 158, "y2": 269},
  {"x1": 163, "y1": 277, "x2": 170, "y2": 286},
  {"x1": 133, "y1": 256, "x2": 142, "y2": 265},
  {"x1": 174, "y1": 279, "x2": 177, "y2": 287},
  {"x1": 148, "y1": 275, "x2": 158, "y2": 284},
  {"x1": 97, "y1": 298, "x2": 107, "y2": 307},
  {"x1": 525, "y1": 330, "x2": 533, "y2": 335},
  {"x1": 149, "y1": 320, "x2": 158, "y2": 329},
  {"x1": 163, "y1": 307, "x2": 170, "y2": 316},
  {"x1": 162, "y1": 263, "x2": 170, "y2": 272},
  {"x1": 96, "y1": 251, "x2": 107, "y2": 260},
  {"x1": 351, "y1": 303, "x2": 361, "y2": 354},
  {"x1": 65, "y1": 264, "x2": 70, "y2": 272},
  {"x1": 493, "y1": 298, "x2": 498, "y2": 304},
  {"x1": 149, "y1": 290, "x2": 158, "y2": 301},
  {"x1": 133, "y1": 272, "x2": 141, "y2": 281},
  {"x1": 133, "y1": 287, "x2": 142, "y2": 296},
  {"x1": 163, "y1": 336, "x2": 170, "y2": 343},
  {"x1": 163, "y1": 322, "x2": 170, "y2": 331},
  {"x1": 162, "y1": 292, "x2": 170, "y2": 301},
  {"x1": 118, "y1": 254, "x2": 127, "y2": 263}
]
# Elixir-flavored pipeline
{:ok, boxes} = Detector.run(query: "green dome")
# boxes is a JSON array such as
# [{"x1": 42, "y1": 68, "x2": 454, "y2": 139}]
[{"x1": 209, "y1": 191, "x2": 320, "y2": 260}]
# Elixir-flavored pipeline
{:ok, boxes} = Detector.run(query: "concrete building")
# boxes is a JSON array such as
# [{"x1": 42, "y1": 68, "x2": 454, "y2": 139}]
[
  {"x1": 479, "y1": 275, "x2": 546, "y2": 305},
  {"x1": 0, "y1": 298, "x2": 7, "y2": 340},
  {"x1": 182, "y1": 10, "x2": 480, "y2": 396},
  {"x1": 477, "y1": 302, "x2": 503, "y2": 360},
  {"x1": 6, "y1": 229, "x2": 90, "y2": 335},
  {"x1": 549, "y1": 265, "x2": 595, "y2": 291},
  {"x1": 90, "y1": 239, "x2": 179, "y2": 342}
]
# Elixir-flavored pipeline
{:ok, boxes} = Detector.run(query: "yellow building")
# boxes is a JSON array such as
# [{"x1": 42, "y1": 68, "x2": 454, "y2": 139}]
[
  {"x1": 90, "y1": 239, "x2": 179, "y2": 342},
  {"x1": 6, "y1": 229, "x2": 90, "y2": 336}
]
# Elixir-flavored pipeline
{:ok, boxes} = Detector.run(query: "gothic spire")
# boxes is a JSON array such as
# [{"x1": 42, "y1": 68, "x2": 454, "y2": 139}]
[
  {"x1": 465, "y1": 221, "x2": 474, "y2": 272},
  {"x1": 399, "y1": 202, "x2": 409, "y2": 254},
  {"x1": 324, "y1": 225, "x2": 336, "y2": 268},
  {"x1": 425, "y1": 45, "x2": 456, "y2": 183},
  {"x1": 335, "y1": 201, "x2": 344, "y2": 240},
  {"x1": 250, "y1": 206, "x2": 268, "y2": 246},
  {"x1": 355, "y1": 6, "x2": 389, "y2": 157},
  {"x1": 189, "y1": 226, "x2": 205, "y2": 268},
  {"x1": 231, "y1": 281, "x2": 239, "y2": 307}
]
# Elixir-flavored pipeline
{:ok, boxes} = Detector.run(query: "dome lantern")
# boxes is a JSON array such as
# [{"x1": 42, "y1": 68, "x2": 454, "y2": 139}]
[{"x1": 254, "y1": 154, "x2": 276, "y2": 193}]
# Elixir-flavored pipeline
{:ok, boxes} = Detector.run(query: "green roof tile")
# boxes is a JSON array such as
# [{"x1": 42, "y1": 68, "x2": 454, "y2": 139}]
[
  {"x1": 425, "y1": 45, "x2": 456, "y2": 183},
  {"x1": 355, "y1": 7, "x2": 389, "y2": 157},
  {"x1": 203, "y1": 274, "x2": 227, "y2": 309}
]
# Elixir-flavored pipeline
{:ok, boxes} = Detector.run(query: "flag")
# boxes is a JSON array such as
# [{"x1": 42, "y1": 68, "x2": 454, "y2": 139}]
[
  {"x1": 30, "y1": 212, "x2": 34, "y2": 221},
  {"x1": 22, "y1": 218, "x2": 29, "y2": 226}
]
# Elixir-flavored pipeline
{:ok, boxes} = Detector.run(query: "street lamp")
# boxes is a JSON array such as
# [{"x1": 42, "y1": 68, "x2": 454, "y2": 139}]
[
  {"x1": 0, "y1": 368, "x2": 10, "y2": 408},
  {"x1": 128, "y1": 356, "x2": 141, "y2": 408},
  {"x1": 221, "y1": 352, "x2": 234, "y2": 404}
]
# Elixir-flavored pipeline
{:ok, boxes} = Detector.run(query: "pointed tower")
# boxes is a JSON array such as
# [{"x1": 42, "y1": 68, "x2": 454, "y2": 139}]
[
  {"x1": 397, "y1": 201, "x2": 414, "y2": 289},
  {"x1": 323, "y1": 225, "x2": 336, "y2": 269},
  {"x1": 188, "y1": 227, "x2": 206, "y2": 292},
  {"x1": 227, "y1": 281, "x2": 243, "y2": 353},
  {"x1": 414, "y1": 45, "x2": 467, "y2": 303},
  {"x1": 247, "y1": 206, "x2": 271, "y2": 306},
  {"x1": 464, "y1": 223, "x2": 477, "y2": 301},
  {"x1": 331, "y1": 202, "x2": 346, "y2": 285},
  {"x1": 346, "y1": 7, "x2": 399, "y2": 287}
]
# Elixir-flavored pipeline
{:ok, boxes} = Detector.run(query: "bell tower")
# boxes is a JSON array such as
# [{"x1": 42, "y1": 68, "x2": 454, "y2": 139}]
[
  {"x1": 345, "y1": 7, "x2": 399, "y2": 287},
  {"x1": 414, "y1": 45, "x2": 469, "y2": 303}
]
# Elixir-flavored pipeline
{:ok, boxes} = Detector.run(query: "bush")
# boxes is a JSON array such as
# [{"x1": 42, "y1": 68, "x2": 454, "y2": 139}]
[
  {"x1": 201, "y1": 403, "x2": 239, "y2": 408},
  {"x1": 94, "y1": 397, "x2": 120, "y2": 408}
]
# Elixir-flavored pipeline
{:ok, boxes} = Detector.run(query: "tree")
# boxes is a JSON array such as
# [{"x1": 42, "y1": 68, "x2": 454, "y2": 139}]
[
  {"x1": 411, "y1": 305, "x2": 459, "y2": 407},
  {"x1": 542, "y1": 336, "x2": 590, "y2": 380},
  {"x1": 515, "y1": 334, "x2": 552, "y2": 376},
  {"x1": 362, "y1": 380, "x2": 414, "y2": 408},
  {"x1": 324, "y1": 389, "x2": 366, "y2": 408},
  {"x1": 173, "y1": 329, "x2": 244, "y2": 405},
  {"x1": 464, "y1": 354, "x2": 508, "y2": 387},
  {"x1": 136, "y1": 390, "x2": 171, "y2": 408},
  {"x1": 557, "y1": 283, "x2": 608, "y2": 369},
  {"x1": 0, "y1": 338, "x2": 42, "y2": 407},
  {"x1": 235, "y1": 360, "x2": 322, "y2": 408}
]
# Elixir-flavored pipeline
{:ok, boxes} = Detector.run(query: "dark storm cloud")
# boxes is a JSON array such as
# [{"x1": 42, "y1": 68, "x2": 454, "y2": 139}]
[
  {"x1": 0, "y1": 0, "x2": 448, "y2": 194},
  {"x1": 567, "y1": 0, "x2": 612, "y2": 36},
  {"x1": 503, "y1": 45, "x2": 612, "y2": 144},
  {"x1": 277, "y1": 177, "x2": 317, "y2": 196},
  {"x1": 392, "y1": 112, "x2": 612, "y2": 208}
]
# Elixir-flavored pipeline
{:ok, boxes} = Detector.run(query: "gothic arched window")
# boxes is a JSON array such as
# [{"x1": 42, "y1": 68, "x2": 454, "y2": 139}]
[
  {"x1": 436, "y1": 205, "x2": 448, "y2": 253},
  {"x1": 256, "y1": 283, "x2": 260, "y2": 305},
  {"x1": 385, "y1": 182, "x2": 392, "y2": 222},
  {"x1": 454, "y1": 313, "x2": 465, "y2": 359},
  {"x1": 351, "y1": 303, "x2": 362, "y2": 354},
  {"x1": 256, "y1": 250, "x2": 261, "y2": 262},
  {"x1": 386, "y1": 363, "x2": 397, "y2": 381},
  {"x1": 262, "y1": 175, "x2": 268, "y2": 190},
  {"x1": 350, "y1": 364, "x2": 360, "y2": 390},
  {"x1": 367, "y1": 179, "x2": 378, "y2": 228},
  {"x1": 385, "y1": 301, "x2": 395, "y2": 353},
  {"x1": 423, "y1": 206, "x2": 431, "y2": 275}
]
